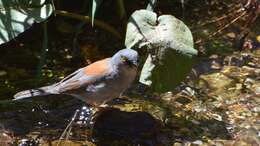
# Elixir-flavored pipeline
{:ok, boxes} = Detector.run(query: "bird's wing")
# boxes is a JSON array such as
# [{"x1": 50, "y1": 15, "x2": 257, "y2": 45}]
[{"x1": 53, "y1": 58, "x2": 112, "y2": 93}]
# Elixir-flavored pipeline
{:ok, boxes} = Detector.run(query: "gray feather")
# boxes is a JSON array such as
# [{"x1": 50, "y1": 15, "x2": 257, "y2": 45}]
[{"x1": 13, "y1": 85, "x2": 56, "y2": 100}]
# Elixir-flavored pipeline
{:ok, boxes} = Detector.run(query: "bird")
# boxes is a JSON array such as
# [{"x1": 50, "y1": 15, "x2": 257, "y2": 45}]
[{"x1": 14, "y1": 48, "x2": 139, "y2": 107}]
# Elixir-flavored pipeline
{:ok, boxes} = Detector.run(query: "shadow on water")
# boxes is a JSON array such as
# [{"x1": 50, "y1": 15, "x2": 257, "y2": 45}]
[
  {"x1": 0, "y1": 95, "x2": 83, "y2": 135},
  {"x1": 92, "y1": 108, "x2": 163, "y2": 146},
  {"x1": 0, "y1": 97, "x2": 231, "y2": 146},
  {"x1": 88, "y1": 108, "x2": 230, "y2": 146}
]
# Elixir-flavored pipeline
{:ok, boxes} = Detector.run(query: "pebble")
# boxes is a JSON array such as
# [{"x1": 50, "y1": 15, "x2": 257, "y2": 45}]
[
  {"x1": 255, "y1": 87, "x2": 260, "y2": 94},
  {"x1": 192, "y1": 140, "x2": 203, "y2": 145}
]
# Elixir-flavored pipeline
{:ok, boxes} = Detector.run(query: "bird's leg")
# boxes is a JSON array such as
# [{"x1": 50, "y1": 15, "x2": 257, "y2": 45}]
[
  {"x1": 90, "y1": 104, "x2": 109, "y2": 120},
  {"x1": 97, "y1": 104, "x2": 109, "y2": 110},
  {"x1": 87, "y1": 103, "x2": 110, "y2": 132}
]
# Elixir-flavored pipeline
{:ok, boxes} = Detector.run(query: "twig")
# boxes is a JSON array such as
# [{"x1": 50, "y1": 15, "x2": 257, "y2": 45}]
[
  {"x1": 208, "y1": 11, "x2": 247, "y2": 38},
  {"x1": 35, "y1": 22, "x2": 48, "y2": 86},
  {"x1": 55, "y1": 10, "x2": 122, "y2": 40},
  {"x1": 195, "y1": 10, "x2": 247, "y2": 44},
  {"x1": 57, "y1": 109, "x2": 79, "y2": 146},
  {"x1": 197, "y1": 7, "x2": 245, "y2": 27}
]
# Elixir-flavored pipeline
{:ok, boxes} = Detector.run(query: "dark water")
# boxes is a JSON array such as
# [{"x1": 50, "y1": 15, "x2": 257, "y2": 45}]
[{"x1": 0, "y1": 20, "x2": 165, "y2": 145}]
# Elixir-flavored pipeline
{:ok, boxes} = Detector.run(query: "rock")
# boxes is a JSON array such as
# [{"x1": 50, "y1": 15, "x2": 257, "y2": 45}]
[
  {"x1": 192, "y1": 140, "x2": 203, "y2": 145},
  {"x1": 44, "y1": 140, "x2": 96, "y2": 146},
  {"x1": 92, "y1": 108, "x2": 162, "y2": 145},
  {"x1": 198, "y1": 72, "x2": 234, "y2": 96},
  {"x1": 0, "y1": 130, "x2": 13, "y2": 146}
]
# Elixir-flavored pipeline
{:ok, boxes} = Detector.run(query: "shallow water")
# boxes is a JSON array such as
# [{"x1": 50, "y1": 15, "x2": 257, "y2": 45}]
[{"x1": 0, "y1": 24, "x2": 260, "y2": 145}]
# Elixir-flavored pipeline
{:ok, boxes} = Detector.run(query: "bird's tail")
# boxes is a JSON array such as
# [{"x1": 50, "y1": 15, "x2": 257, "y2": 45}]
[{"x1": 13, "y1": 85, "x2": 57, "y2": 100}]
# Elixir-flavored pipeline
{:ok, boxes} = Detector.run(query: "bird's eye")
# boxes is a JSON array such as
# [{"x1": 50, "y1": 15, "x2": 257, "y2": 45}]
[{"x1": 120, "y1": 56, "x2": 127, "y2": 62}]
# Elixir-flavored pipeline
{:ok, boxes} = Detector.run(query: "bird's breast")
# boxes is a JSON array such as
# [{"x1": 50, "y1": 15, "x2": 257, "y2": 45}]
[{"x1": 84, "y1": 66, "x2": 137, "y2": 105}]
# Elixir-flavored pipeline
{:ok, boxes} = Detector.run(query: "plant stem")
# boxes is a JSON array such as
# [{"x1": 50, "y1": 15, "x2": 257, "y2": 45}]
[{"x1": 55, "y1": 10, "x2": 122, "y2": 40}]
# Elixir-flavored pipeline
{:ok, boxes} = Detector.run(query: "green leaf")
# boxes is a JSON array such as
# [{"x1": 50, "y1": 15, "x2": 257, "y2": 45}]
[
  {"x1": 125, "y1": 9, "x2": 197, "y2": 93},
  {"x1": 91, "y1": 0, "x2": 103, "y2": 26},
  {"x1": 146, "y1": 0, "x2": 157, "y2": 11},
  {"x1": 0, "y1": 0, "x2": 53, "y2": 45}
]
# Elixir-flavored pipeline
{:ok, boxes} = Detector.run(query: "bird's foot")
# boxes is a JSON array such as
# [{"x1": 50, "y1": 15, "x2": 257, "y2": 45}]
[{"x1": 88, "y1": 105, "x2": 111, "y2": 129}]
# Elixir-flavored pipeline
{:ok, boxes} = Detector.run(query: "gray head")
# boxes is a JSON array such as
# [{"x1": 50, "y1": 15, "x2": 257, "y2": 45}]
[{"x1": 111, "y1": 48, "x2": 139, "y2": 67}]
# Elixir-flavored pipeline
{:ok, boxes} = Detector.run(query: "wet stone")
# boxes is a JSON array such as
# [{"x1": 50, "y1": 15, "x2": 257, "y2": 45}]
[{"x1": 91, "y1": 108, "x2": 162, "y2": 145}]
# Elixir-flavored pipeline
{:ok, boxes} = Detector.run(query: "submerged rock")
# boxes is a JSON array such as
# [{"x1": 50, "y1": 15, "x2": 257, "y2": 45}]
[{"x1": 92, "y1": 108, "x2": 163, "y2": 145}]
